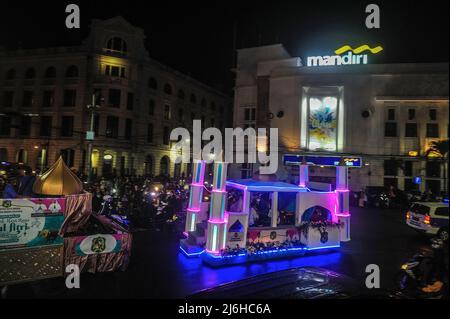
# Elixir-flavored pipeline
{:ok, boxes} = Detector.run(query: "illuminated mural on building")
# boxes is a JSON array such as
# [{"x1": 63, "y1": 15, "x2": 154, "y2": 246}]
[{"x1": 308, "y1": 96, "x2": 338, "y2": 151}]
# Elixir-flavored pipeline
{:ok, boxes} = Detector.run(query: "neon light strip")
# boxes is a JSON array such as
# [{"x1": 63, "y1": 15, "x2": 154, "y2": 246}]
[
  {"x1": 190, "y1": 213, "x2": 196, "y2": 232},
  {"x1": 336, "y1": 213, "x2": 351, "y2": 217},
  {"x1": 205, "y1": 245, "x2": 340, "y2": 259},
  {"x1": 187, "y1": 208, "x2": 201, "y2": 213},
  {"x1": 208, "y1": 219, "x2": 227, "y2": 224},
  {"x1": 191, "y1": 183, "x2": 204, "y2": 187},
  {"x1": 179, "y1": 246, "x2": 205, "y2": 257},
  {"x1": 216, "y1": 163, "x2": 222, "y2": 189},
  {"x1": 195, "y1": 162, "x2": 202, "y2": 183},
  {"x1": 211, "y1": 225, "x2": 218, "y2": 252},
  {"x1": 222, "y1": 226, "x2": 227, "y2": 249},
  {"x1": 335, "y1": 189, "x2": 350, "y2": 192}
]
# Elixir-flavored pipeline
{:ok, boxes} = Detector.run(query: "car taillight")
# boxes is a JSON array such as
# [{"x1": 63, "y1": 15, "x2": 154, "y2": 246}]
[{"x1": 424, "y1": 215, "x2": 431, "y2": 224}]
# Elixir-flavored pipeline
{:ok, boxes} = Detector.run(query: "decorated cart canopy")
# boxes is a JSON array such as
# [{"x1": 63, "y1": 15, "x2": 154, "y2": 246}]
[{"x1": 0, "y1": 156, "x2": 132, "y2": 286}]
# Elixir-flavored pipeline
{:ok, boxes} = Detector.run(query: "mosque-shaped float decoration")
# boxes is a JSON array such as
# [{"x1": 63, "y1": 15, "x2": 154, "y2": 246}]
[
  {"x1": 180, "y1": 156, "x2": 351, "y2": 266},
  {"x1": 0, "y1": 156, "x2": 132, "y2": 286}
]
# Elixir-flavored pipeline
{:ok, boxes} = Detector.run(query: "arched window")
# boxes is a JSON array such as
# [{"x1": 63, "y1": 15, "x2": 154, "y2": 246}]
[
  {"x1": 190, "y1": 93, "x2": 197, "y2": 104},
  {"x1": 210, "y1": 101, "x2": 216, "y2": 111},
  {"x1": 5, "y1": 69, "x2": 15, "y2": 80},
  {"x1": 160, "y1": 156, "x2": 170, "y2": 176},
  {"x1": 24, "y1": 68, "x2": 35, "y2": 79},
  {"x1": 0, "y1": 148, "x2": 8, "y2": 161},
  {"x1": 201, "y1": 98, "x2": 207, "y2": 109},
  {"x1": 106, "y1": 37, "x2": 127, "y2": 54},
  {"x1": 44, "y1": 66, "x2": 56, "y2": 78},
  {"x1": 65, "y1": 65, "x2": 79, "y2": 78},
  {"x1": 164, "y1": 83, "x2": 172, "y2": 95},
  {"x1": 178, "y1": 89, "x2": 185, "y2": 99},
  {"x1": 148, "y1": 77, "x2": 158, "y2": 89}
]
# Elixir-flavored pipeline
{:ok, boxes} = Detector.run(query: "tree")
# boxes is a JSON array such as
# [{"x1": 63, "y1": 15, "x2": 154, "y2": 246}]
[{"x1": 425, "y1": 139, "x2": 449, "y2": 194}]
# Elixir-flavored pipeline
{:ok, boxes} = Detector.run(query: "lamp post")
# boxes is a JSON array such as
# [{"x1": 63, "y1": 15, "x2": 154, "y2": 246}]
[{"x1": 86, "y1": 93, "x2": 102, "y2": 184}]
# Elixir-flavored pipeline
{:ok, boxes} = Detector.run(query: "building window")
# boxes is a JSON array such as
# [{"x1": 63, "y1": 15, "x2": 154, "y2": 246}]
[
  {"x1": 149, "y1": 99, "x2": 155, "y2": 115},
  {"x1": 384, "y1": 159, "x2": 398, "y2": 176},
  {"x1": 147, "y1": 124, "x2": 153, "y2": 143},
  {"x1": 40, "y1": 116, "x2": 52, "y2": 137},
  {"x1": 108, "y1": 89, "x2": 121, "y2": 108},
  {"x1": 387, "y1": 108, "x2": 396, "y2": 121},
  {"x1": 125, "y1": 118, "x2": 132, "y2": 140},
  {"x1": 24, "y1": 67, "x2": 36, "y2": 79},
  {"x1": 22, "y1": 91, "x2": 33, "y2": 107},
  {"x1": 201, "y1": 98, "x2": 207, "y2": 109},
  {"x1": 219, "y1": 105, "x2": 224, "y2": 114},
  {"x1": 405, "y1": 123, "x2": 417, "y2": 137},
  {"x1": 211, "y1": 118, "x2": 215, "y2": 127},
  {"x1": 429, "y1": 109, "x2": 437, "y2": 121},
  {"x1": 190, "y1": 112, "x2": 195, "y2": 121},
  {"x1": 127, "y1": 92, "x2": 134, "y2": 110},
  {"x1": 384, "y1": 122, "x2": 397, "y2": 137},
  {"x1": 42, "y1": 90, "x2": 54, "y2": 107},
  {"x1": 426, "y1": 123, "x2": 439, "y2": 138},
  {"x1": 404, "y1": 161, "x2": 413, "y2": 176},
  {"x1": 105, "y1": 65, "x2": 125, "y2": 78},
  {"x1": 60, "y1": 149, "x2": 75, "y2": 167},
  {"x1": 65, "y1": 65, "x2": 79, "y2": 78},
  {"x1": 0, "y1": 116, "x2": 11, "y2": 136},
  {"x1": 19, "y1": 116, "x2": 31, "y2": 136},
  {"x1": 190, "y1": 93, "x2": 197, "y2": 104},
  {"x1": 106, "y1": 37, "x2": 127, "y2": 54},
  {"x1": 2, "y1": 91, "x2": 14, "y2": 107},
  {"x1": 106, "y1": 116, "x2": 119, "y2": 138},
  {"x1": 178, "y1": 108, "x2": 184, "y2": 122},
  {"x1": 63, "y1": 89, "x2": 76, "y2": 107},
  {"x1": 148, "y1": 77, "x2": 157, "y2": 89},
  {"x1": 164, "y1": 105, "x2": 171, "y2": 120},
  {"x1": 163, "y1": 127, "x2": 170, "y2": 145},
  {"x1": 426, "y1": 161, "x2": 440, "y2": 178},
  {"x1": 244, "y1": 108, "x2": 256, "y2": 121},
  {"x1": 408, "y1": 109, "x2": 415, "y2": 120},
  {"x1": 178, "y1": 89, "x2": 185, "y2": 99},
  {"x1": 5, "y1": 69, "x2": 15, "y2": 80},
  {"x1": 61, "y1": 116, "x2": 74, "y2": 137},
  {"x1": 164, "y1": 83, "x2": 172, "y2": 95},
  {"x1": 44, "y1": 66, "x2": 56, "y2": 78}
]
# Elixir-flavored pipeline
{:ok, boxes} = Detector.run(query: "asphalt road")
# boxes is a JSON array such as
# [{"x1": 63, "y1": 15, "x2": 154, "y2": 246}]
[{"x1": 3, "y1": 206, "x2": 432, "y2": 298}]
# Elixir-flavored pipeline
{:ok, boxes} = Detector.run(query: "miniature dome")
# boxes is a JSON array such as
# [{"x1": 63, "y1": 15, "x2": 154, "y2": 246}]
[{"x1": 33, "y1": 156, "x2": 83, "y2": 196}]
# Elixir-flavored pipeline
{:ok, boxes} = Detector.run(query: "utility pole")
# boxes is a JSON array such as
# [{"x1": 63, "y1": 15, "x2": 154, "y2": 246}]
[{"x1": 86, "y1": 93, "x2": 101, "y2": 184}]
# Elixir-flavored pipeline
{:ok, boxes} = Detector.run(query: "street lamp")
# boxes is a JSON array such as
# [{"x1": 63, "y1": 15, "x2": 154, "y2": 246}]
[{"x1": 86, "y1": 92, "x2": 103, "y2": 183}]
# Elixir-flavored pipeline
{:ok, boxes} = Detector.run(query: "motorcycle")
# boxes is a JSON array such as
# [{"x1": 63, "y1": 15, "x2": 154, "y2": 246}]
[{"x1": 393, "y1": 238, "x2": 448, "y2": 298}]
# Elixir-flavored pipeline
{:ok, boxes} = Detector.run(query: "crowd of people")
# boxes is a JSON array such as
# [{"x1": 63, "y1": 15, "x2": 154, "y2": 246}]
[{"x1": 86, "y1": 175, "x2": 190, "y2": 232}]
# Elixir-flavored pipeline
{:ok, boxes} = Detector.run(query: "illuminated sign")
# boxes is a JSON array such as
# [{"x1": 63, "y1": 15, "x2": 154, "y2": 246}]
[
  {"x1": 283, "y1": 154, "x2": 362, "y2": 168},
  {"x1": 307, "y1": 44, "x2": 383, "y2": 67}
]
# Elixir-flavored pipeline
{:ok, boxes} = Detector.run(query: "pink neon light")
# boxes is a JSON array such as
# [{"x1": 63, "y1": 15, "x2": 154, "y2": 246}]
[
  {"x1": 212, "y1": 189, "x2": 227, "y2": 194},
  {"x1": 182, "y1": 231, "x2": 188, "y2": 237},
  {"x1": 299, "y1": 183, "x2": 306, "y2": 187},
  {"x1": 191, "y1": 183, "x2": 204, "y2": 187},
  {"x1": 187, "y1": 208, "x2": 201, "y2": 213},
  {"x1": 335, "y1": 189, "x2": 350, "y2": 192},
  {"x1": 205, "y1": 248, "x2": 220, "y2": 255},
  {"x1": 207, "y1": 219, "x2": 227, "y2": 224},
  {"x1": 336, "y1": 213, "x2": 351, "y2": 217}
]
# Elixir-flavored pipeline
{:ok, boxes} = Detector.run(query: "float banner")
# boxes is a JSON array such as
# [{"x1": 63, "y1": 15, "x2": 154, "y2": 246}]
[
  {"x1": 0, "y1": 198, "x2": 65, "y2": 249},
  {"x1": 283, "y1": 155, "x2": 362, "y2": 168},
  {"x1": 71, "y1": 234, "x2": 124, "y2": 256}
]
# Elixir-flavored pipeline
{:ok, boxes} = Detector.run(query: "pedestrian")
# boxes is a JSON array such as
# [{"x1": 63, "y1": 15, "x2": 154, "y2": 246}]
[
  {"x1": 3, "y1": 177, "x2": 18, "y2": 199},
  {"x1": 359, "y1": 189, "x2": 367, "y2": 208}
]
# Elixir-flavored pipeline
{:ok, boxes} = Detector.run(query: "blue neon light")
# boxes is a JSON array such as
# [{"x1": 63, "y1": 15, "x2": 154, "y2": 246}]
[
  {"x1": 216, "y1": 163, "x2": 222, "y2": 189},
  {"x1": 212, "y1": 225, "x2": 218, "y2": 251},
  {"x1": 190, "y1": 213, "x2": 196, "y2": 232},
  {"x1": 205, "y1": 245, "x2": 340, "y2": 259},
  {"x1": 283, "y1": 154, "x2": 362, "y2": 168},
  {"x1": 196, "y1": 163, "x2": 202, "y2": 183},
  {"x1": 179, "y1": 246, "x2": 205, "y2": 257}
]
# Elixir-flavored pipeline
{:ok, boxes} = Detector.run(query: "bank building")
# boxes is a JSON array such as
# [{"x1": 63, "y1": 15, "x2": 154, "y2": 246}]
[{"x1": 229, "y1": 44, "x2": 449, "y2": 194}]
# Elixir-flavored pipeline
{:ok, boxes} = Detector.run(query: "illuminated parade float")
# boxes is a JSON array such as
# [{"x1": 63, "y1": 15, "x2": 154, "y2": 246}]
[
  {"x1": 180, "y1": 156, "x2": 351, "y2": 266},
  {"x1": 0, "y1": 157, "x2": 132, "y2": 286}
]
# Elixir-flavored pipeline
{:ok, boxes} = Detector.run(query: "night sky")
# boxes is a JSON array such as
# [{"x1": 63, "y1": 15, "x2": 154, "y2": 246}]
[{"x1": 1, "y1": 0, "x2": 448, "y2": 93}]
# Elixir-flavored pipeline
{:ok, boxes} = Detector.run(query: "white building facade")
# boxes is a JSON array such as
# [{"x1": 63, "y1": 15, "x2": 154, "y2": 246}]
[{"x1": 230, "y1": 44, "x2": 449, "y2": 194}]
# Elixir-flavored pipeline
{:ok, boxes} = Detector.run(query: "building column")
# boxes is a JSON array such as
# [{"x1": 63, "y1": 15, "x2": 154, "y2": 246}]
[
  {"x1": 336, "y1": 163, "x2": 350, "y2": 242},
  {"x1": 271, "y1": 192, "x2": 278, "y2": 227}
]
